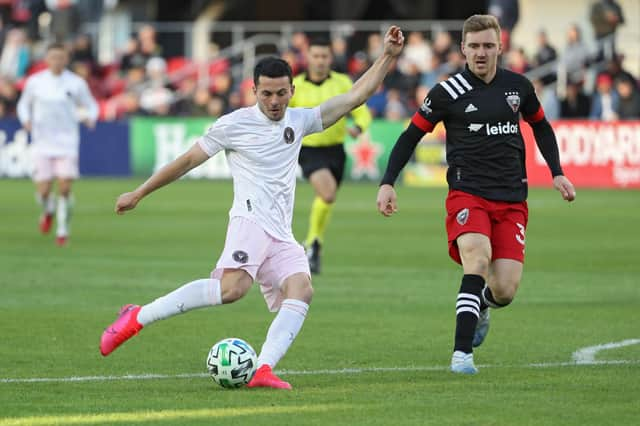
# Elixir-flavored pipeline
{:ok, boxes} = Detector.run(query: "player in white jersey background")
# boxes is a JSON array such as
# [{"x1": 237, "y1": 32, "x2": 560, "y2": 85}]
[
  {"x1": 99, "y1": 26, "x2": 404, "y2": 390},
  {"x1": 16, "y1": 42, "x2": 99, "y2": 247}
]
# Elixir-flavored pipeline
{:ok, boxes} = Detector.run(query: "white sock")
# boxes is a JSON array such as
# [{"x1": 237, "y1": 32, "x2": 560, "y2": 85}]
[
  {"x1": 137, "y1": 278, "x2": 222, "y2": 326},
  {"x1": 257, "y1": 299, "x2": 308, "y2": 368},
  {"x1": 36, "y1": 193, "x2": 56, "y2": 215},
  {"x1": 56, "y1": 196, "x2": 72, "y2": 237}
]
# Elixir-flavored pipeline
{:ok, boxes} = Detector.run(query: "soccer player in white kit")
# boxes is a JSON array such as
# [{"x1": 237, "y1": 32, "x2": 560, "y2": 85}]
[
  {"x1": 100, "y1": 26, "x2": 404, "y2": 389},
  {"x1": 16, "y1": 42, "x2": 99, "y2": 246}
]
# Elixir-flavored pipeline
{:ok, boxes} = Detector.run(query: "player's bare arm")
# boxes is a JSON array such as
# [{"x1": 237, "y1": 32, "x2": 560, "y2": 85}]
[
  {"x1": 115, "y1": 143, "x2": 209, "y2": 214},
  {"x1": 319, "y1": 26, "x2": 404, "y2": 129}
]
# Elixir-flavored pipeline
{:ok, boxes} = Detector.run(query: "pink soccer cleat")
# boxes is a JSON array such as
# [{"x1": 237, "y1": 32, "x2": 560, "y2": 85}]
[
  {"x1": 100, "y1": 304, "x2": 143, "y2": 356},
  {"x1": 39, "y1": 214, "x2": 53, "y2": 234},
  {"x1": 247, "y1": 365, "x2": 292, "y2": 390},
  {"x1": 55, "y1": 236, "x2": 68, "y2": 247}
]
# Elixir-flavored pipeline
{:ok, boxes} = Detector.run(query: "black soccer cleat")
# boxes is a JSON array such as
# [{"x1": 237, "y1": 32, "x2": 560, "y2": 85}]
[{"x1": 306, "y1": 239, "x2": 321, "y2": 274}]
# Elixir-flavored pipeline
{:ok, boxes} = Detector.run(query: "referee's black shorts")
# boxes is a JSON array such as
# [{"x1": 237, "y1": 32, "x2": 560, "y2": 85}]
[{"x1": 298, "y1": 144, "x2": 347, "y2": 185}]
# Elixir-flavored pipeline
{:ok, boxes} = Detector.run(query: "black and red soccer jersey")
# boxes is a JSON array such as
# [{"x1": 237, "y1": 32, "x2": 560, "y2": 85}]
[{"x1": 411, "y1": 66, "x2": 547, "y2": 202}]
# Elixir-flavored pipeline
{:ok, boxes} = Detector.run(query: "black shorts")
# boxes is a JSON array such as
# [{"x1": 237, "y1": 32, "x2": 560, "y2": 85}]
[{"x1": 298, "y1": 144, "x2": 347, "y2": 185}]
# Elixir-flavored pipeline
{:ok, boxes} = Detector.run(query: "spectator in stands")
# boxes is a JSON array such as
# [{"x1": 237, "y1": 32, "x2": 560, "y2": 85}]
[
  {"x1": 366, "y1": 32, "x2": 383, "y2": 64},
  {"x1": 289, "y1": 31, "x2": 308, "y2": 71},
  {"x1": 382, "y1": 58, "x2": 412, "y2": 101},
  {"x1": 533, "y1": 78, "x2": 559, "y2": 120},
  {"x1": 331, "y1": 36, "x2": 348, "y2": 73},
  {"x1": 348, "y1": 50, "x2": 369, "y2": 80},
  {"x1": 560, "y1": 81, "x2": 591, "y2": 118},
  {"x1": 0, "y1": 0, "x2": 12, "y2": 25},
  {"x1": 419, "y1": 54, "x2": 446, "y2": 90},
  {"x1": 533, "y1": 30, "x2": 557, "y2": 84},
  {"x1": 561, "y1": 23, "x2": 589, "y2": 85},
  {"x1": 506, "y1": 47, "x2": 530, "y2": 75},
  {"x1": 605, "y1": 56, "x2": 636, "y2": 89},
  {"x1": 488, "y1": 0, "x2": 519, "y2": 52},
  {"x1": 590, "y1": 0, "x2": 625, "y2": 61},
  {"x1": 45, "y1": 0, "x2": 79, "y2": 42},
  {"x1": 70, "y1": 33, "x2": 96, "y2": 71},
  {"x1": 399, "y1": 31, "x2": 431, "y2": 75},
  {"x1": 366, "y1": 83, "x2": 387, "y2": 118},
  {"x1": 119, "y1": 37, "x2": 146, "y2": 73},
  {"x1": 171, "y1": 76, "x2": 197, "y2": 116},
  {"x1": 138, "y1": 24, "x2": 162, "y2": 59},
  {"x1": 615, "y1": 76, "x2": 640, "y2": 119},
  {"x1": 139, "y1": 56, "x2": 173, "y2": 116},
  {"x1": 431, "y1": 31, "x2": 453, "y2": 63},
  {"x1": 444, "y1": 49, "x2": 466, "y2": 76},
  {"x1": 0, "y1": 27, "x2": 29, "y2": 80},
  {"x1": 211, "y1": 72, "x2": 232, "y2": 98},
  {"x1": 70, "y1": 60, "x2": 105, "y2": 100},
  {"x1": 0, "y1": 75, "x2": 17, "y2": 115},
  {"x1": 175, "y1": 84, "x2": 210, "y2": 117},
  {"x1": 206, "y1": 94, "x2": 227, "y2": 118},
  {"x1": 384, "y1": 88, "x2": 407, "y2": 121},
  {"x1": 590, "y1": 73, "x2": 619, "y2": 121}
]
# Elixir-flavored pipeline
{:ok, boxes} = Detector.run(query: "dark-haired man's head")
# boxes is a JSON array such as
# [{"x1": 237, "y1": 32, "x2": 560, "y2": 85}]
[
  {"x1": 253, "y1": 57, "x2": 295, "y2": 121},
  {"x1": 46, "y1": 42, "x2": 69, "y2": 75},
  {"x1": 306, "y1": 36, "x2": 333, "y2": 81}
]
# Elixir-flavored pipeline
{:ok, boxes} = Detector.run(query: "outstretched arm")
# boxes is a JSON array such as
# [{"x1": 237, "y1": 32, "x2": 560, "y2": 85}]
[
  {"x1": 319, "y1": 26, "x2": 404, "y2": 129},
  {"x1": 115, "y1": 143, "x2": 210, "y2": 214},
  {"x1": 529, "y1": 118, "x2": 576, "y2": 202}
]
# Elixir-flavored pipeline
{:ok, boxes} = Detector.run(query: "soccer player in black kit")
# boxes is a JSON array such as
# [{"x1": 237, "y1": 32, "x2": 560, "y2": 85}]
[{"x1": 376, "y1": 15, "x2": 576, "y2": 374}]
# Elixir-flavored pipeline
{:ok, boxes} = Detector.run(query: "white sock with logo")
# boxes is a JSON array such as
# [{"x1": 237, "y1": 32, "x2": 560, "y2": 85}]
[
  {"x1": 137, "y1": 278, "x2": 222, "y2": 326},
  {"x1": 257, "y1": 299, "x2": 309, "y2": 368}
]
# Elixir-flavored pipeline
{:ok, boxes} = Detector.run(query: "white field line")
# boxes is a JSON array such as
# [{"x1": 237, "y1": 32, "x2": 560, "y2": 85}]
[
  {"x1": 571, "y1": 338, "x2": 640, "y2": 364},
  {"x1": 1, "y1": 358, "x2": 639, "y2": 384}
]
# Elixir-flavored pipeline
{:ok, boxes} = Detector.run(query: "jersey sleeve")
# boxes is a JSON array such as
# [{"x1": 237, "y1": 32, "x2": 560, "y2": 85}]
[
  {"x1": 302, "y1": 107, "x2": 323, "y2": 136},
  {"x1": 411, "y1": 84, "x2": 449, "y2": 133},
  {"x1": 16, "y1": 77, "x2": 34, "y2": 125},
  {"x1": 520, "y1": 78, "x2": 545, "y2": 123},
  {"x1": 197, "y1": 120, "x2": 228, "y2": 157},
  {"x1": 76, "y1": 78, "x2": 99, "y2": 122}
]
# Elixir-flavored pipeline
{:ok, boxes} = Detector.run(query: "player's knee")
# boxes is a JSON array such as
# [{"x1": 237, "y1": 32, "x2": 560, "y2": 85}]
[
  {"x1": 491, "y1": 280, "x2": 519, "y2": 305},
  {"x1": 460, "y1": 249, "x2": 490, "y2": 276},
  {"x1": 220, "y1": 273, "x2": 252, "y2": 303},
  {"x1": 221, "y1": 283, "x2": 249, "y2": 303},
  {"x1": 318, "y1": 191, "x2": 336, "y2": 204},
  {"x1": 321, "y1": 194, "x2": 336, "y2": 204},
  {"x1": 282, "y1": 273, "x2": 313, "y2": 304}
]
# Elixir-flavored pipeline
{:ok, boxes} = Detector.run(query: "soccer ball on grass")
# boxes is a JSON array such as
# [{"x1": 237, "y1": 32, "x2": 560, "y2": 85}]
[{"x1": 206, "y1": 337, "x2": 257, "y2": 388}]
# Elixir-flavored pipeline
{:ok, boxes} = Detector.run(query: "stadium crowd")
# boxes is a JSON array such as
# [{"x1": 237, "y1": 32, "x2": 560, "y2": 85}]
[{"x1": 0, "y1": 0, "x2": 637, "y2": 122}]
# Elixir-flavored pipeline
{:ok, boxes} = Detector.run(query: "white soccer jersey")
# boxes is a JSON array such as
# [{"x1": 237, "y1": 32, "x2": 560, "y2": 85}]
[
  {"x1": 198, "y1": 104, "x2": 323, "y2": 242},
  {"x1": 17, "y1": 69, "x2": 99, "y2": 156}
]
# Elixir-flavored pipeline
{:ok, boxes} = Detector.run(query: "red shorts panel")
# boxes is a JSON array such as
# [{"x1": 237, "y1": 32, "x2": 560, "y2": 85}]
[{"x1": 445, "y1": 190, "x2": 528, "y2": 264}]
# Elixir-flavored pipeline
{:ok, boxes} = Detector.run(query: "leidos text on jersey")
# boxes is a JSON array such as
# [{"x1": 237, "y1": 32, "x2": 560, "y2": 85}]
[{"x1": 485, "y1": 121, "x2": 519, "y2": 136}]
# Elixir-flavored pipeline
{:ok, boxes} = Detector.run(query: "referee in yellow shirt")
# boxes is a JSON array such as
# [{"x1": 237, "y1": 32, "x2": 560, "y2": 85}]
[{"x1": 290, "y1": 37, "x2": 373, "y2": 274}]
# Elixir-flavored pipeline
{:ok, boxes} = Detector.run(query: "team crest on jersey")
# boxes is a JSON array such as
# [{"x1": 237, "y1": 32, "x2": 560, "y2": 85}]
[
  {"x1": 232, "y1": 250, "x2": 249, "y2": 263},
  {"x1": 283, "y1": 127, "x2": 295, "y2": 144},
  {"x1": 456, "y1": 208, "x2": 469, "y2": 225},
  {"x1": 420, "y1": 97, "x2": 432, "y2": 115},
  {"x1": 505, "y1": 91, "x2": 520, "y2": 113}
]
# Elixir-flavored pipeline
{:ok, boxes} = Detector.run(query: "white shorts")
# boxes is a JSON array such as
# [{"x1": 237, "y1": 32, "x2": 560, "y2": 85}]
[
  {"x1": 211, "y1": 216, "x2": 310, "y2": 312},
  {"x1": 32, "y1": 155, "x2": 79, "y2": 182}
]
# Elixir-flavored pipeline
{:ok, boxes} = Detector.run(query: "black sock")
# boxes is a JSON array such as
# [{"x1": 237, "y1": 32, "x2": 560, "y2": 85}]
[
  {"x1": 480, "y1": 285, "x2": 511, "y2": 310},
  {"x1": 454, "y1": 274, "x2": 485, "y2": 354}
]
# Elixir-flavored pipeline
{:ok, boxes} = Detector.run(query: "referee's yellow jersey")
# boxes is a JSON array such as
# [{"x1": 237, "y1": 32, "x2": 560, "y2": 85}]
[{"x1": 291, "y1": 71, "x2": 373, "y2": 147}]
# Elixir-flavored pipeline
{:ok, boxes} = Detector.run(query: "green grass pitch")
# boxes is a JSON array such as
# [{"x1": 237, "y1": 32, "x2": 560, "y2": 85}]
[{"x1": 1, "y1": 178, "x2": 638, "y2": 425}]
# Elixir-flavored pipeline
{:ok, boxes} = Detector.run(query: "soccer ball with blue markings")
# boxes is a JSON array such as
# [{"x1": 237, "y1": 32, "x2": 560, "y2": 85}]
[{"x1": 206, "y1": 338, "x2": 257, "y2": 388}]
